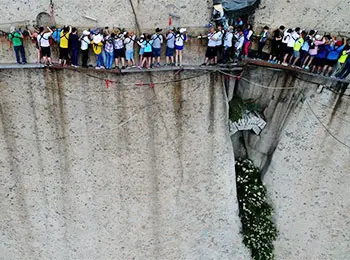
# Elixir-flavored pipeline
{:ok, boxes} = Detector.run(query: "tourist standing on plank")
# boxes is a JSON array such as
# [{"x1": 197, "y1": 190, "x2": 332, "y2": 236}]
[
  {"x1": 59, "y1": 26, "x2": 71, "y2": 66},
  {"x1": 201, "y1": 26, "x2": 217, "y2": 66},
  {"x1": 332, "y1": 40, "x2": 350, "y2": 76},
  {"x1": 151, "y1": 28, "x2": 164, "y2": 67},
  {"x1": 8, "y1": 27, "x2": 27, "y2": 64},
  {"x1": 139, "y1": 34, "x2": 153, "y2": 69},
  {"x1": 268, "y1": 26, "x2": 284, "y2": 64},
  {"x1": 256, "y1": 26, "x2": 269, "y2": 59},
  {"x1": 214, "y1": 25, "x2": 224, "y2": 64},
  {"x1": 37, "y1": 26, "x2": 53, "y2": 66},
  {"x1": 79, "y1": 30, "x2": 91, "y2": 68},
  {"x1": 91, "y1": 33, "x2": 104, "y2": 69},
  {"x1": 124, "y1": 31, "x2": 137, "y2": 68},
  {"x1": 104, "y1": 31, "x2": 115, "y2": 69},
  {"x1": 165, "y1": 26, "x2": 176, "y2": 66},
  {"x1": 175, "y1": 28, "x2": 187, "y2": 67},
  {"x1": 222, "y1": 26, "x2": 233, "y2": 64},
  {"x1": 113, "y1": 30, "x2": 126, "y2": 69},
  {"x1": 234, "y1": 29, "x2": 244, "y2": 64},
  {"x1": 242, "y1": 24, "x2": 254, "y2": 59},
  {"x1": 69, "y1": 27, "x2": 80, "y2": 67},
  {"x1": 137, "y1": 34, "x2": 146, "y2": 67}
]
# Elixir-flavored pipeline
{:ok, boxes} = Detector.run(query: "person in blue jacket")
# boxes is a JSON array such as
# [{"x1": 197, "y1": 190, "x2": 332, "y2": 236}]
[
  {"x1": 323, "y1": 38, "x2": 346, "y2": 76},
  {"x1": 311, "y1": 38, "x2": 330, "y2": 74}
]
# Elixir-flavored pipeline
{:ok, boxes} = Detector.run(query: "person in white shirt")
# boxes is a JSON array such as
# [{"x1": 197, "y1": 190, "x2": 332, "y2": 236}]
[
  {"x1": 234, "y1": 29, "x2": 245, "y2": 63},
  {"x1": 174, "y1": 28, "x2": 187, "y2": 66},
  {"x1": 201, "y1": 26, "x2": 217, "y2": 66},
  {"x1": 37, "y1": 26, "x2": 53, "y2": 65},
  {"x1": 222, "y1": 26, "x2": 233, "y2": 64},
  {"x1": 79, "y1": 30, "x2": 91, "y2": 68},
  {"x1": 215, "y1": 25, "x2": 224, "y2": 64},
  {"x1": 124, "y1": 32, "x2": 136, "y2": 67},
  {"x1": 282, "y1": 27, "x2": 300, "y2": 65}
]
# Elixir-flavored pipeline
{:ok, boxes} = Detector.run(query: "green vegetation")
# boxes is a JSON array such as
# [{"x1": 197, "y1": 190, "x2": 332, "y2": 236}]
[
  {"x1": 229, "y1": 96, "x2": 262, "y2": 122},
  {"x1": 235, "y1": 158, "x2": 278, "y2": 260}
]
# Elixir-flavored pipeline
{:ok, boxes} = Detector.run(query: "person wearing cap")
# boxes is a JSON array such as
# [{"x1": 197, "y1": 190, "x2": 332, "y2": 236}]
[
  {"x1": 166, "y1": 26, "x2": 176, "y2": 66},
  {"x1": 222, "y1": 26, "x2": 233, "y2": 64},
  {"x1": 37, "y1": 26, "x2": 54, "y2": 66},
  {"x1": 174, "y1": 28, "x2": 187, "y2": 67},
  {"x1": 201, "y1": 26, "x2": 217, "y2": 66},
  {"x1": 79, "y1": 30, "x2": 91, "y2": 68},
  {"x1": 91, "y1": 33, "x2": 104, "y2": 69},
  {"x1": 8, "y1": 27, "x2": 27, "y2": 64},
  {"x1": 69, "y1": 27, "x2": 80, "y2": 67},
  {"x1": 152, "y1": 28, "x2": 164, "y2": 67},
  {"x1": 324, "y1": 37, "x2": 346, "y2": 76},
  {"x1": 137, "y1": 34, "x2": 146, "y2": 66},
  {"x1": 124, "y1": 31, "x2": 137, "y2": 68},
  {"x1": 59, "y1": 25, "x2": 72, "y2": 66}
]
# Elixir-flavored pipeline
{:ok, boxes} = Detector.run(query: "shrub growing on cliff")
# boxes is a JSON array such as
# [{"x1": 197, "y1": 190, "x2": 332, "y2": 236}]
[
  {"x1": 229, "y1": 96, "x2": 262, "y2": 122},
  {"x1": 235, "y1": 159, "x2": 277, "y2": 260}
]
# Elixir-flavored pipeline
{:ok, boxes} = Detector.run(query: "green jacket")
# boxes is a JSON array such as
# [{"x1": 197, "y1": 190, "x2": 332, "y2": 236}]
[{"x1": 9, "y1": 32, "x2": 23, "y2": 46}]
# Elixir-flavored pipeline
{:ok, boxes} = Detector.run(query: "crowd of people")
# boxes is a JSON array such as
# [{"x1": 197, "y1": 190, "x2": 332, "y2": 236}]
[
  {"x1": 7, "y1": 25, "x2": 188, "y2": 70},
  {"x1": 6, "y1": 22, "x2": 350, "y2": 80},
  {"x1": 200, "y1": 23, "x2": 350, "y2": 80}
]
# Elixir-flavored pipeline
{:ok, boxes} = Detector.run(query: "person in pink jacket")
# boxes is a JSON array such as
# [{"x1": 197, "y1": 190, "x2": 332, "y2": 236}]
[{"x1": 302, "y1": 34, "x2": 325, "y2": 70}]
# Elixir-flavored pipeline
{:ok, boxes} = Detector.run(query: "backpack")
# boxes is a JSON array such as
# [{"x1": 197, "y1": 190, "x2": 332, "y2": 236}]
[{"x1": 38, "y1": 33, "x2": 52, "y2": 47}]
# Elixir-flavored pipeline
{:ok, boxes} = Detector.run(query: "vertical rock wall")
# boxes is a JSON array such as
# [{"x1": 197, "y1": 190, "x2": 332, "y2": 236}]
[
  {"x1": 234, "y1": 66, "x2": 350, "y2": 260},
  {"x1": 0, "y1": 68, "x2": 249, "y2": 260}
]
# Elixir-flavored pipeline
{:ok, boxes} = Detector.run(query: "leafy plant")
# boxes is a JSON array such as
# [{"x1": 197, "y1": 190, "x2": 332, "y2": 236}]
[
  {"x1": 235, "y1": 159, "x2": 278, "y2": 260},
  {"x1": 229, "y1": 96, "x2": 262, "y2": 122}
]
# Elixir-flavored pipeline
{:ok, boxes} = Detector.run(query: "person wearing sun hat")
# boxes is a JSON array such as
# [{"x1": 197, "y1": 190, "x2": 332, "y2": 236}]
[
  {"x1": 151, "y1": 28, "x2": 163, "y2": 67},
  {"x1": 79, "y1": 30, "x2": 91, "y2": 68},
  {"x1": 91, "y1": 33, "x2": 104, "y2": 69}
]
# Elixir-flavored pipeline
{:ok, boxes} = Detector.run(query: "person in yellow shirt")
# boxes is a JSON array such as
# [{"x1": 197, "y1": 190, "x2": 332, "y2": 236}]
[
  {"x1": 291, "y1": 31, "x2": 306, "y2": 67},
  {"x1": 91, "y1": 34, "x2": 105, "y2": 69},
  {"x1": 59, "y1": 26, "x2": 71, "y2": 66},
  {"x1": 332, "y1": 39, "x2": 349, "y2": 76}
]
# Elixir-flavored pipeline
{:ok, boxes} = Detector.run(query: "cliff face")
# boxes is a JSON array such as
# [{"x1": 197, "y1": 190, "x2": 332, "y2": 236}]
[
  {"x1": 232, "y1": 65, "x2": 350, "y2": 260},
  {"x1": 253, "y1": 0, "x2": 350, "y2": 36},
  {"x1": 0, "y1": 68, "x2": 249, "y2": 260},
  {"x1": 0, "y1": 0, "x2": 211, "y2": 30}
]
